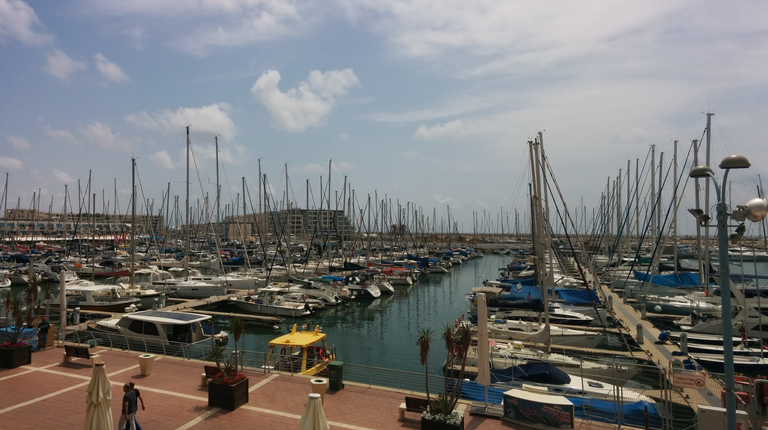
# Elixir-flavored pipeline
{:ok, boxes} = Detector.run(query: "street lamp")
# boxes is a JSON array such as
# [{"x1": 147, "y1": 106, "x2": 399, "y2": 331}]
[{"x1": 689, "y1": 154, "x2": 768, "y2": 430}]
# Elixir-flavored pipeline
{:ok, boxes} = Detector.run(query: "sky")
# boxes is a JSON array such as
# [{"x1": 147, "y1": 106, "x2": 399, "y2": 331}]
[{"x1": 1, "y1": 1, "x2": 767, "y2": 237}]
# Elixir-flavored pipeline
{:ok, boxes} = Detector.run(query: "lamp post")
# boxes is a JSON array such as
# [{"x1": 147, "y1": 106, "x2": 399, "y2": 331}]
[{"x1": 689, "y1": 154, "x2": 768, "y2": 430}]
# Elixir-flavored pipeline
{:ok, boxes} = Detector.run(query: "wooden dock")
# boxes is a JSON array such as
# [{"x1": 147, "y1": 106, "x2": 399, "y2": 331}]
[
  {"x1": 161, "y1": 294, "x2": 233, "y2": 312},
  {"x1": 575, "y1": 258, "x2": 723, "y2": 412},
  {"x1": 191, "y1": 309, "x2": 283, "y2": 326}
]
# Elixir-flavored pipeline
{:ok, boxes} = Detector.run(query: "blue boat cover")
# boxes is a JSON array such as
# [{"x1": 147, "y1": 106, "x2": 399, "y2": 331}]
[
  {"x1": 556, "y1": 289, "x2": 601, "y2": 305},
  {"x1": 633, "y1": 271, "x2": 700, "y2": 287},
  {"x1": 457, "y1": 381, "x2": 662, "y2": 428},
  {"x1": 499, "y1": 284, "x2": 541, "y2": 300},
  {"x1": 321, "y1": 276, "x2": 345, "y2": 282}
]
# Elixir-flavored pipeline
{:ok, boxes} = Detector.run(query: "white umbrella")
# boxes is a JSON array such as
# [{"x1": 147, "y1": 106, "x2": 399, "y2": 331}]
[
  {"x1": 84, "y1": 362, "x2": 113, "y2": 430},
  {"x1": 299, "y1": 393, "x2": 329, "y2": 430}
]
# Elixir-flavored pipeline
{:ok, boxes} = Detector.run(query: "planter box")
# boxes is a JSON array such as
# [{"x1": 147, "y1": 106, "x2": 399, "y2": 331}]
[
  {"x1": 208, "y1": 378, "x2": 249, "y2": 411},
  {"x1": 0, "y1": 344, "x2": 32, "y2": 369},
  {"x1": 421, "y1": 414, "x2": 464, "y2": 430}
]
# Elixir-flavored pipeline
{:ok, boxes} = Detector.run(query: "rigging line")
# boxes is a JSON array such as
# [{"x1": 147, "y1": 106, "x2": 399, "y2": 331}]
[{"x1": 187, "y1": 140, "x2": 225, "y2": 275}]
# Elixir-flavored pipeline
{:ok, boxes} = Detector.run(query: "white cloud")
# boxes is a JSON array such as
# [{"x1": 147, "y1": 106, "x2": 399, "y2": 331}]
[
  {"x1": 0, "y1": 0, "x2": 50, "y2": 45},
  {"x1": 415, "y1": 119, "x2": 464, "y2": 140},
  {"x1": 80, "y1": 122, "x2": 139, "y2": 152},
  {"x1": 94, "y1": 53, "x2": 130, "y2": 83},
  {"x1": 251, "y1": 69, "x2": 359, "y2": 132},
  {"x1": 125, "y1": 103, "x2": 236, "y2": 140},
  {"x1": 44, "y1": 50, "x2": 87, "y2": 81},
  {"x1": 89, "y1": 0, "x2": 303, "y2": 56},
  {"x1": 149, "y1": 150, "x2": 175, "y2": 169},
  {"x1": 6, "y1": 135, "x2": 31, "y2": 150},
  {"x1": 43, "y1": 125, "x2": 80, "y2": 145},
  {"x1": 291, "y1": 160, "x2": 355, "y2": 175},
  {"x1": 53, "y1": 170, "x2": 74, "y2": 184},
  {"x1": 433, "y1": 194, "x2": 461, "y2": 209},
  {"x1": 0, "y1": 157, "x2": 23, "y2": 170}
]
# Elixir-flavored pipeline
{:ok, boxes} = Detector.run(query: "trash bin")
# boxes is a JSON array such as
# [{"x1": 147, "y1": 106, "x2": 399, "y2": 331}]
[
  {"x1": 310, "y1": 377, "x2": 328, "y2": 404},
  {"x1": 138, "y1": 354, "x2": 155, "y2": 376},
  {"x1": 327, "y1": 361, "x2": 344, "y2": 391}
]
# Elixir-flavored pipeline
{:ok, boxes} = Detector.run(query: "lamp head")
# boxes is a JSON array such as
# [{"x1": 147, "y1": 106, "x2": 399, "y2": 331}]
[
  {"x1": 719, "y1": 154, "x2": 751, "y2": 170},
  {"x1": 688, "y1": 208, "x2": 710, "y2": 226},
  {"x1": 742, "y1": 198, "x2": 768, "y2": 222},
  {"x1": 689, "y1": 165, "x2": 715, "y2": 179}
]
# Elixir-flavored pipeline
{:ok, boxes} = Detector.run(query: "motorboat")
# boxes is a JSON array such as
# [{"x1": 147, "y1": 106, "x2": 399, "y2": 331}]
[
  {"x1": 93, "y1": 310, "x2": 228, "y2": 345},
  {"x1": 64, "y1": 283, "x2": 142, "y2": 312},
  {"x1": 161, "y1": 279, "x2": 229, "y2": 299},
  {"x1": 230, "y1": 287, "x2": 312, "y2": 317},
  {"x1": 264, "y1": 323, "x2": 336, "y2": 375},
  {"x1": 286, "y1": 281, "x2": 344, "y2": 306}
]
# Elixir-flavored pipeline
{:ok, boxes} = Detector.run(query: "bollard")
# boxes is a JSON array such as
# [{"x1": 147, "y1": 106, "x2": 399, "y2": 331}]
[
  {"x1": 680, "y1": 332, "x2": 688, "y2": 354},
  {"x1": 153, "y1": 297, "x2": 159, "y2": 310},
  {"x1": 72, "y1": 307, "x2": 81, "y2": 325},
  {"x1": 636, "y1": 323, "x2": 644, "y2": 345},
  {"x1": 640, "y1": 303, "x2": 647, "y2": 320},
  {"x1": 607, "y1": 295, "x2": 613, "y2": 313},
  {"x1": 160, "y1": 293, "x2": 166, "y2": 308}
]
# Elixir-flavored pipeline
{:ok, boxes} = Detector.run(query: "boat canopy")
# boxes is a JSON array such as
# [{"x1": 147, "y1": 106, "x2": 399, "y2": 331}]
[
  {"x1": 122, "y1": 311, "x2": 211, "y2": 325},
  {"x1": 269, "y1": 323, "x2": 327, "y2": 348}
]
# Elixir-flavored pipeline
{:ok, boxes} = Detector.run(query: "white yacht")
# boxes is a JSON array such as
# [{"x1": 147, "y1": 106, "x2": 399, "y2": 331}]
[
  {"x1": 94, "y1": 310, "x2": 228, "y2": 344},
  {"x1": 230, "y1": 287, "x2": 312, "y2": 317}
]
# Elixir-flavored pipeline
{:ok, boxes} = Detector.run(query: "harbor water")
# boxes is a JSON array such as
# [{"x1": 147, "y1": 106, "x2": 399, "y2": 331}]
[{"x1": 218, "y1": 254, "x2": 510, "y2": 374}]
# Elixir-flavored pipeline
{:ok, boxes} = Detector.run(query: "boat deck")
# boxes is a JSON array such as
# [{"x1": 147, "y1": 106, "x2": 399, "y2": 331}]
[{"x1": 0, "y1": 346, "x2": 641, "y2": 430}]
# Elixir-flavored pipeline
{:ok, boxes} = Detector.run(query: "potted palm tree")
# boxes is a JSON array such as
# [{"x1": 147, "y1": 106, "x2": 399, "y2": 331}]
[
  {"x1": 207, "y1": 317, "x2": 249, "y2": 410},
  {"x1": 0, "y1": 276, "x2": 42, "y2": 369},
  {"x1": 416, "y1": 322, "x2": 471, "y2": 430}
]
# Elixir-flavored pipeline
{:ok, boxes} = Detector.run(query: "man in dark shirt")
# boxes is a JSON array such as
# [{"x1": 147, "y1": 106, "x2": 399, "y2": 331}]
[
  {"x1": 118, "y1": 383, "x2": 137, "y2": 430},
  {"x1": 37, "y1": 317, "x2": 50, "y2": 349}
]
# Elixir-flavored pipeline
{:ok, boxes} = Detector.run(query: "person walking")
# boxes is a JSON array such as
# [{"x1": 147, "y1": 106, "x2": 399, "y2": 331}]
[
  {"x1": 118, "y1": 383, "x2": 137, "y2": 430},
  {"x1": 124, "y1": 382, "x2": 145, "y2": 430},
  {"x1": 37, "y1": 317, "x2": 50, "y2": 349}
]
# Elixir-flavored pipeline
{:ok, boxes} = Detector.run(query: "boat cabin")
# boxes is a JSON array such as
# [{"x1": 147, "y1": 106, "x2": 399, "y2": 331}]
[
  {"x1": 95, "y1": 310, "x2": 227, "y2": 344},
  {"x1": 266, "y1": 324, "x2": 334, "y2": 375}
]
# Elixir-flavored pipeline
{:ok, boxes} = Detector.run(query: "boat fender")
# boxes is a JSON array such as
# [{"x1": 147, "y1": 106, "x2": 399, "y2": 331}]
[{"x1": 280, "y1": 347, "x2": 287, "y2": 356}]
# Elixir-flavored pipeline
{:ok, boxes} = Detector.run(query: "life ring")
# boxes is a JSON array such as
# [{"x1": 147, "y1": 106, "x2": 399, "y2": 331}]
[
  {"x1": 319, "y1": 349, "x2": 326, "y2": 361},
  {"x1": 280, "y1": 347, "x2": 287, "y2": 356}
]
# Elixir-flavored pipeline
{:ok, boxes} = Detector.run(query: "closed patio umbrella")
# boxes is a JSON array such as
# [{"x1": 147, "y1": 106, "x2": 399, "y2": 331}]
[
  {"x1": 84, "y1": 362, "x2": 112, "y2": 430},
  {"x1": 299, "y1": 393, "x2": 329, "y2": 430}
]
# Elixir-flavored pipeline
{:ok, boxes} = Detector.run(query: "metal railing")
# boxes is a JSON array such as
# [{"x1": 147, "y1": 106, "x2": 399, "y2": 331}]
[{"x1": 65, "y1": 329, "x2": 741, "y2": 430}]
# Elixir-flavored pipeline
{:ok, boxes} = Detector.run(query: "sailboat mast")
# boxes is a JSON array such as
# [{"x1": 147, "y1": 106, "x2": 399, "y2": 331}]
[
  {"x1": 130, "y1": 158, "x2": 136, "y2": 288},
  {"x1": 185, "y1": 126, "x2": 190, "y2": 279}
]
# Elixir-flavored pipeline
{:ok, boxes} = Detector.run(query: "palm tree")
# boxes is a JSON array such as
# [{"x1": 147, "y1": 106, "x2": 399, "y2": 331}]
[
  {"x1": 446, "y1": 323, "x2": 473, "y2": 412},
  {"x1": 415, "y1": 327, "x2": 433, "y2": 401},
  {"x1": 230, "y1": 316, "x2": 246, "y2": 373}
]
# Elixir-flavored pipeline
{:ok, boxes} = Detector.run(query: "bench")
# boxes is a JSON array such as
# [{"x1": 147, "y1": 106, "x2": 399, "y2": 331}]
[
  {"x1": 200, "y1": 365, "x2": 221, "y2": 387},
  {"x1": 62, "y1": 345, "x2": 101, "y2": 366},
  {"x1": 399, "y1": 396, "x2": 430, "y2": 421}
]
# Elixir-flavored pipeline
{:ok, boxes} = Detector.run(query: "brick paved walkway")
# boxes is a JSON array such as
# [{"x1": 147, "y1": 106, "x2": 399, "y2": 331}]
[{"x1": 0, "y1": 346, "x2": 631, "y2": 429}]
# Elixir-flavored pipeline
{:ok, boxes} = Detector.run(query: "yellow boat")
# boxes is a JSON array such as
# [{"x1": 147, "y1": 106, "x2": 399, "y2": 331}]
[{"x1": 266, "y1": 324, "x2": 335, "y2": 375}]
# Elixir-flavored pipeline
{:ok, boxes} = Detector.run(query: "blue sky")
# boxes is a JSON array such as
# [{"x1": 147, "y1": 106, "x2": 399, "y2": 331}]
[{"x1": 1, "y1": 1, "x2": 767, "y2": 236}]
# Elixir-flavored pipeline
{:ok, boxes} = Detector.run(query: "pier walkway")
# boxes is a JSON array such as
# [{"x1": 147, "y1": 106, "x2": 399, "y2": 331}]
[
  {"x1": 0, "y1": 347, "x2": 639, "y2": 430},
  {"x1": 577, "y1": 258, "x2": 724, "y2": 412}
]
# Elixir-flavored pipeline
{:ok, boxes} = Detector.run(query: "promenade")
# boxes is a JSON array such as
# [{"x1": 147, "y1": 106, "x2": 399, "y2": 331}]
[{"x1": 0, "y1": 347, "x2": 630, "y2": 430}]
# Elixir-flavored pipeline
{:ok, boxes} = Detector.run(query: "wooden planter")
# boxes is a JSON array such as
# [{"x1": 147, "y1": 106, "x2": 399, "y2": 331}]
[
  {"x1": 208, "y1": 377, "x2": 249, "y2": 411},
  {"x1": 421, "y1": 414, "x2": 464, "y2": 430},
  {"x1": 0, "y1": 344, "x2": 32, "y2": 369}
]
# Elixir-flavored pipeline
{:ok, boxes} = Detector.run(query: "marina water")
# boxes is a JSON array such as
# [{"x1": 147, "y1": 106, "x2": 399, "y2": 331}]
[{"x1": 219, "y1": 254, "x2": 510, "y2": 374}]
